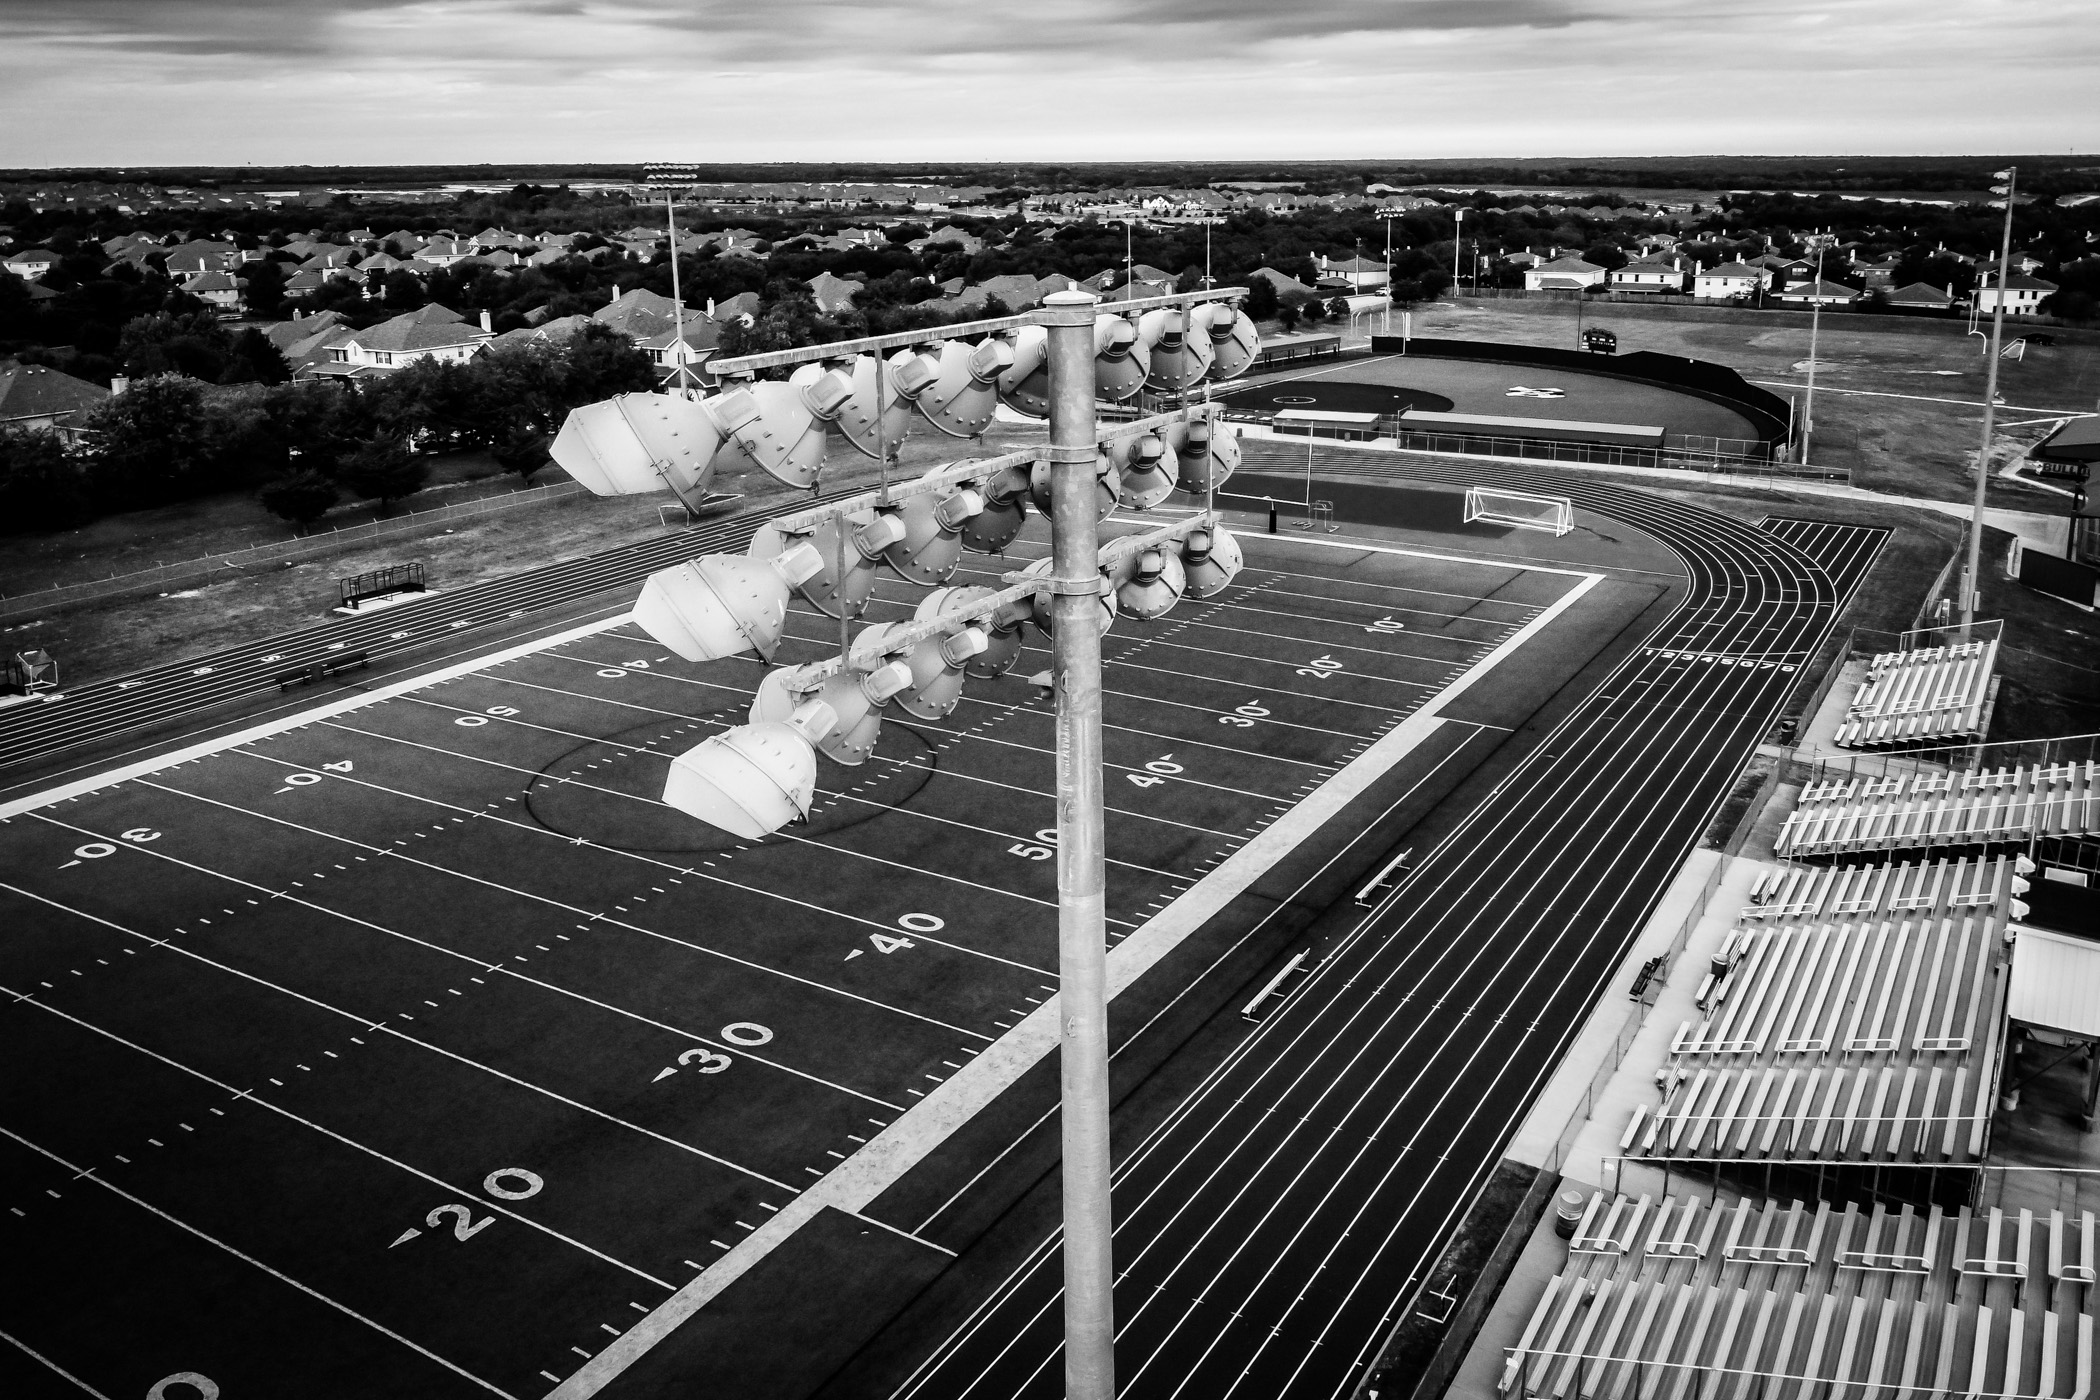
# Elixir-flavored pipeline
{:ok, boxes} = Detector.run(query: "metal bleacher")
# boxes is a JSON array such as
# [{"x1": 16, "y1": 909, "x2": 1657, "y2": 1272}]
[
  {"x1": 1501, "y1": 1190, "x2": 2098, "y2": 1398},
  {"x1": 1775, "y1": 761, "x2": 2100, "y2": 859},
  {"x1": 1617, "y1": 856, "x2": 2019, "y2": 1170},
  {"x1": 1834, "y1": 639, "x2": 1999, "y2": 750}
]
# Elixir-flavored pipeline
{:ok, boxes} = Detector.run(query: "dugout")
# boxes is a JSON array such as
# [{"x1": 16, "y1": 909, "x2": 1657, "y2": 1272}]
[
  {"x1": 2032, "y1": 417, "x2": 2100, "y2": 481},
  {"x1": 1397, "y1": 408, "x2": 1664, "y2": 451},
  {"x1": 1272, "y1": 408, "x2": 1383, "y2": 441}
]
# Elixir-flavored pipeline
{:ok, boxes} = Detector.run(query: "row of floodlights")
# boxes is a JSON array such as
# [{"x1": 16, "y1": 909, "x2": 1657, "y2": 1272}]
[
  {"x1": 549, "y1": 304, "x2": 1258, "y2": 503},
  {"x1": 633, "y1": 515, "x2": 1242, "y2": 839}
]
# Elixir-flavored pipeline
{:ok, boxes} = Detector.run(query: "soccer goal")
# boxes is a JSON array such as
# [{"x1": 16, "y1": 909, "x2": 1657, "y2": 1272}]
[{"x1": 1464, "y1": 486, "x2": 1574, "y2": 537}]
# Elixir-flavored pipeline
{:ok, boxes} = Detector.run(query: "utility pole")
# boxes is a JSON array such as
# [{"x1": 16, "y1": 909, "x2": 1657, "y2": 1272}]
[
  {"x1": 1965, "y1": 167, "x2": 2019, "y2": 631},
  {"x1": 1041, "y1": 288, "x2": 1116, "y2": 1400}
]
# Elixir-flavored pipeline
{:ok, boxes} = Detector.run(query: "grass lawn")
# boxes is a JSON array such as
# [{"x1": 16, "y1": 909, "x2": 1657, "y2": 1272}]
[
  {"x1": 1408, "y1": 298, "x2": 2100, "y2": 507},
  {"x1": 0, "y1": 426, "x2": 1020, "y2": 686}
]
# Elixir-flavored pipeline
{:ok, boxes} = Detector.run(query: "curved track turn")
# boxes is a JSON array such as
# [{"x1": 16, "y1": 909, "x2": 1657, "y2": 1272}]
[{"x1": 891, "y1": 450, "x2": 1885, "y2": 1400}]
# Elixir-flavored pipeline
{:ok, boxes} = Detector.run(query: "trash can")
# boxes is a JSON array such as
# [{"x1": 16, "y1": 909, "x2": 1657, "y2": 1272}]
[{"x1": 1554, "y1": 1190, "x2": 1587, "y2": 1239}]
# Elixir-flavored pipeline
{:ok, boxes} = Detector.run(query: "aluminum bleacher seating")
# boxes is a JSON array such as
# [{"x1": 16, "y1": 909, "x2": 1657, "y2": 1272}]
[
  {"x1": 1833, "y1": 638, "x2": 1998, "y2": 750},
  {"x1": 1634, "y1": 855, "x2": 2019, "y2": 1169},
  {"x1": 1499, "y1": 1190, "x2": 2097, "y2": 1398},
  {"x1": 1776, "y1": 762, "x2": 2098, "y2": 858}
]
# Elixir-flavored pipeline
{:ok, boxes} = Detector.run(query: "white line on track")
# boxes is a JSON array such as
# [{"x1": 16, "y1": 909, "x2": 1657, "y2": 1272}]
[{"x1": 0, "y1": 1327, "x2": 115, "y2": 1399}]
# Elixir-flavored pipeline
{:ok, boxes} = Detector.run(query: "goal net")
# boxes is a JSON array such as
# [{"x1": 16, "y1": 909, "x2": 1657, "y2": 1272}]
[{"x1": 1463, "y1": 486, "x2": 1573, "y2": 537}]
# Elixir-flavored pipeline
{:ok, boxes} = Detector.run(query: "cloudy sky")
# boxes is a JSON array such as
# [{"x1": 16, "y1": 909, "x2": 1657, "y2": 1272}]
[{"x1": 1, "y1": 0, "x2": 2094, "y2": 167}]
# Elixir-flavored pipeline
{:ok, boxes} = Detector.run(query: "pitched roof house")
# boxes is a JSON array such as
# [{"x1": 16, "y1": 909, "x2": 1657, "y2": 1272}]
[
  {"x1": 307, "y1": 304, "x2": 492, "y2": 378},
  {"x1": 0, "y1": 362, "x2": 109, "y2": 433}
]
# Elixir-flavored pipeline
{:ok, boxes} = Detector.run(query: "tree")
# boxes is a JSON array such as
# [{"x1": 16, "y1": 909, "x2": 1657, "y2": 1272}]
[
  {"x1": 336, "y1": 435, "x2": 428, "y2": 510},
  {"x1": 241, "y1": 260, "x2": 289, "y2": 319},
  {"x1": 116, "y1": 310, "x2": 237, "y2": 382},
  {"x1": 1582, "y1": 243, "x2": 1629, "y2": 272},
  {"x1": 491, "y1": 427, "x2": 552, "y2": 482},
  {"x1": 258, "y1": 468, "x2": 340, "y2": 526},
  {"x1": 80, "y1": 373, "x2": 222, "y2": 504},
  {"x1": 1278, "y1": 301, "x2": 1300, "y2": 331},
  {"x1": 220, "y1": 328, "x2": 292, "y2": 386},
  {"x1": 0, "y1": 429, "x2": 92, "y2": 533},
  {"x1": 1328, "y1": 296, "x2": 1351, "y2": 319},
  {"x1": 1241, "y1": 275, "x2": 1279, "y2": 322}
]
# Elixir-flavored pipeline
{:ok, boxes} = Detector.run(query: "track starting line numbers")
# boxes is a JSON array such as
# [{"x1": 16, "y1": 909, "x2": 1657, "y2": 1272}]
[{"x1": 1646, "y1": 648, "x2": 1798, "y2": 672}]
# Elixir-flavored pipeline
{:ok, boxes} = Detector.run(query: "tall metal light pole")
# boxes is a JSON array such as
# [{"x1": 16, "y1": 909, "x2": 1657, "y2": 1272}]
[
  {"x1": 1800, "y1": 235, "x2": 1832, "y2": 465},
  {"x1": 1964, "y1": 167, "x2": 2020, "y2": 630},
  {"x1": 1041, "y1": 288, "x2": 1116, "y2": 1400}
]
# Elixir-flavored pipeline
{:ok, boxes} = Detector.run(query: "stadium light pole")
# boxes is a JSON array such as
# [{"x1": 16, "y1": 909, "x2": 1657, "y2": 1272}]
[
  {"x1": 1963, "y1": 166, "x2": 2019, "y2": 631},
  {"x1": 1800, "y1": 234, "x2": 1834, "y2": 466},
  {"x1": 1041, "y1": 287, "x2": 1117, "y2": 1400},
  {"x1": 637, "y1": 285, "x2": 1247, "y2": 1400}
]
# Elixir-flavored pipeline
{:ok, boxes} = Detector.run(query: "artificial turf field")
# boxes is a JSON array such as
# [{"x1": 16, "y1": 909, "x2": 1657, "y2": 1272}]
[
  {"x1": 0, "y1": 507, "x2": 1664, "y2": 1400},
  {"x1": 1222, "y1": 351, "x2": 1765, "y2": 446}
]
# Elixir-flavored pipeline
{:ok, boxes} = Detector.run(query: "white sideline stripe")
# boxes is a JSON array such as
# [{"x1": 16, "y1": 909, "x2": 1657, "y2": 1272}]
[
  {"x1": 549, "y1": 557, "x2": 1603, "y2": 1400},
  {"x1": 0, "y1": 614, "x2": 636, "y2": 820}
]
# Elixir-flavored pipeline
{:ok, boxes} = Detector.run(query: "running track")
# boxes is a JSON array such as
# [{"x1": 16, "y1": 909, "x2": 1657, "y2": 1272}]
[
  {"x1": 888, "y1": 448, "x2": 1887, "y2": 1400},
  {"x1": 0, "y1": 508, "x2": 789, "y2": 779}
]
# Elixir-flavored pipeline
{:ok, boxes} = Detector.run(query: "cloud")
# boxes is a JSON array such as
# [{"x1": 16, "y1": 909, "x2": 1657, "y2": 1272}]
[{"x1": 0, "y1": 0, "x2": 2093, "y2": 165}]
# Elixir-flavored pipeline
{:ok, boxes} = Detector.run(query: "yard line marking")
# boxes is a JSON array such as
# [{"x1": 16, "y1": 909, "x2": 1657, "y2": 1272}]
[
  {"x1": 546, "y1": 564, "x2": 1601, "y2": 1400},
  {"x1": 127, "y1": 779, "x2": 1000, "y2": 1041},
  {"x1": 0, "y1": 1326, "x2": 115, "y2": 1399},
  {"x1": 0, "y1": 1125, "x2": 526, "y2": 1398},
  {"x1": 15, "y1": 824, "x2": 912, "y2": 1112},
  {"x1": 0, "y1": 883, "x2": 801, "y2": 1191},
  {"x1": 0, "y1": 614, "x2": 636, "y2": 822}
]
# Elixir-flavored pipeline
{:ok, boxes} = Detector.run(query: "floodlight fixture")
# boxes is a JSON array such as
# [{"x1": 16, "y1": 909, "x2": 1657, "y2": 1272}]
[
  {"x1": 1137, "y1": 308, "x2": 1214, "y2": 393},
  {"x1": 632, "y1": 544, "x2": 826, "y2": 662},
  {"x1": 795, "y1": 354, "x2": 916, "y2": 461},
  {"x1": 1030, "y1": 452, "x2": 1120, "y2": 522},
  {"x1": 1165, "y1": 413, "x2": 1241, "y2": 496},
  {"x1": 708, "y1": 382, "x2": 830, "y2": 489},
  {"x1": 957, "y1": 463, "x2": 1031, "y2": 554},
  {"x1": 1092, "y1": 314, "x2": 1148, "y2": 402},
  {"x1": 550, "y1": 392, "x2": 723, "y2": 508},
  {"x1": 1102, "y1": 537, "x2": 1187, "y2": 620},
  {"x1": 913, "y1": 338, "x2": 1015, "y2": 439},
  {"x1": 879, "y1": 487, "x2": 986, "y2": 586},
  {"x1": 757, "y1": 510, "x2": 910, "y2": 618},
  {"x1": 1022, "y1": 556, "x2": 1118, "y2": 637},
  {"x1": 752, "y1": 662, "x2": 911, "y2": 766},
  {"x1": 1107, "y1": 432, "x2": 1178, "y2": 511},
  {"x1": 660, "y1": 702, "x2": 835, "y2": 839},
  {"x1": 1191, "y1": 301, "x2": 1259, "y2": 379},
  {"x1": 917, "y1": 585, "x2": 1031, "y2": 677},
  {"x1": 1180, "y1": 523, "x2": 1243, "y2": 597},
  {"x1": 856, "y1": 620, "x2": 990, "y2": 720},
  {"x1": 996, "y1": 324, "x2": 1052, "y2": 418}
]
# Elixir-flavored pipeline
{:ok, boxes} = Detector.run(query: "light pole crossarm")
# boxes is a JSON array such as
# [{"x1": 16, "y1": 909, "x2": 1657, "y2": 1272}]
[
  {"x1": 705, "y1": 288, "x2": 1249, "y2": 378},
  {"x1": 753, "y1": 403, "x2": 1230, "y2": 539},
  {"x1": 769, "y1": 511, "x2": 1219, "y2": 696}
]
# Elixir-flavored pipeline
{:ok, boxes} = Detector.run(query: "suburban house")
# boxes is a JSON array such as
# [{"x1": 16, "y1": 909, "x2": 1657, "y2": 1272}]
[
  {"x1": 1608, "y1": 260, "x2": 1688, "y2": 293},
  {"x1": 263, "y1": 310, "x2": 353, "y2": 374},
  {"x1": 1314, "y1": 255, "x2": 1390, "y2": 291},
  {"x1": 3, "y1": 248, "x2": 60, "y2": 280},
  {"x1": 307, "y1": 304, "x2": 492, "y2": 379},
  {"x1": 493, "y1": 314, "x2": 595, "y2": 349},
  {"x1": 640, "y1": 321, "x2": 720, "y2": 378},
  {"x1": 1771, "y1": 278, "x2": 1862, "y2": 307},
  {"x1": 180, "y1": 270, "x2": 243, "y2": 312},
  {"x1": 0, "y1": 362, "x2": 109, "y2": 437},
  {"x1": 1692, "y1": 261, "x2": 1766, "y2": 300},
  {"x1": 593, "y1": 287, "x2": 689, "y2": 340},
  {"x1": 1524, "y1": 255, "x2": 1606, "y2": 291},
  {"x1": 1245, "y1": 266, "x2": 1317, "y2": 299},
  {"x1": 1973, "y1": 272, "x2": 2058, "y2": 316},
  {"x1": 161, "y1": 240, "x2": 240, "y2": 277},
  {"x1": 806, "y1": 271, "x2": 862, "y2": 313},
  {"x1": 1885, "y1": 283, "x2": 1956, "y2": 311}
]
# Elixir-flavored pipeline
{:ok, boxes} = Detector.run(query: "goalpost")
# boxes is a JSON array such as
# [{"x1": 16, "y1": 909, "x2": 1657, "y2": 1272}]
[{"x1": 1463, "y1": 486, "x2": 1574, "y2": 537}]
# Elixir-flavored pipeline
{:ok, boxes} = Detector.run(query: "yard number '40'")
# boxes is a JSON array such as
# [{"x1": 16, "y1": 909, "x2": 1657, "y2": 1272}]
[{"x1": 1128, "y1": 755, "x2": 1183, "y2": 788}]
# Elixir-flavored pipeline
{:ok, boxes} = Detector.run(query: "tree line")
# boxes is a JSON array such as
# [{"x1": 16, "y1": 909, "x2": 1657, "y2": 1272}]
[{"x1": 0, "y1": 321, "x2": 656, "y2": 536}]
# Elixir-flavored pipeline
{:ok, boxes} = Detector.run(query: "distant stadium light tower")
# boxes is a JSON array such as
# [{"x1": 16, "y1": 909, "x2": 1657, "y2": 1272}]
[{"x1": 1965, "y1": 167, "x2": 2019, "y2": 630}]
